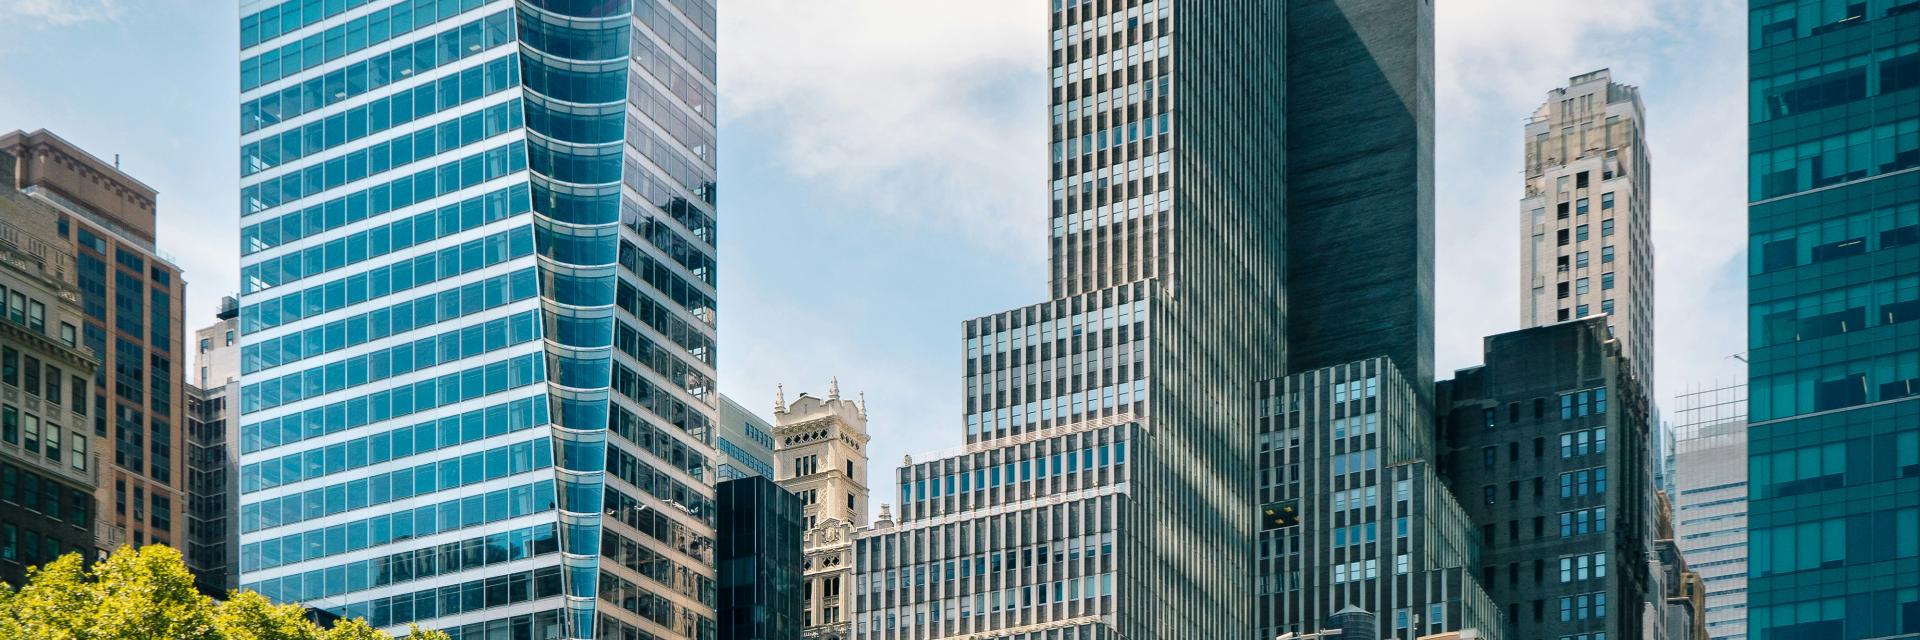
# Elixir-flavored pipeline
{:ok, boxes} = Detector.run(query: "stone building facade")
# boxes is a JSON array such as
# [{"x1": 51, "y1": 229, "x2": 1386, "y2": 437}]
[{"x1": 774, "y1": 383, "x2": 871, "y2": 639}]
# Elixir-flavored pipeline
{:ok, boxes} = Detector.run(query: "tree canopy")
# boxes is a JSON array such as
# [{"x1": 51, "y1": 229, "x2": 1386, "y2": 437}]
[{"x1": 0, "y1": 546, "x2": 448, "y2": 640}]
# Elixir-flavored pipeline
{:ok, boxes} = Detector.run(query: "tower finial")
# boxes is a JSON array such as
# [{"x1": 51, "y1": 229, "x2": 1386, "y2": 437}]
[
  {"x1": 775, "y1": 384, "x2": 786, "y2": 413},
  {"x1": 829, "y1": 376, "x2": 841, "y2": 400},
  {"x1": 859, "y1": 391, "x2": 868, "y2": 418}
]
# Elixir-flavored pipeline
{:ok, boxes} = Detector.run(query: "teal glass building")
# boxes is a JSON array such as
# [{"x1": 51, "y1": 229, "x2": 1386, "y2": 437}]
[
  {"x1": 234, "y1": 1, "x2": 718, "y2": 638},
  {"x1": 1745, "y1": 1, "x2": 1920, "y2": 638}
]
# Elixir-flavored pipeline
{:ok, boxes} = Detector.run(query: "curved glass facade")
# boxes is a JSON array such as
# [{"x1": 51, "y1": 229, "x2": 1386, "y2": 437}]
[{"x1": 237, "y1": 1, "x2": 717, "y2": 638}]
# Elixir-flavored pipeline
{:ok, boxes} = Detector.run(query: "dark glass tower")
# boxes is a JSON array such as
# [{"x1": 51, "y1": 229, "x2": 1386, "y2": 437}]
[
  {"x1": 235, "y1": 1, "x2": 718, "y2": 638},
  {"x1": 859, "y1": 1, "x2": 1434, "y2": 638},
  {"x1": 1283, "y1": 0, "x2": 1436, "y2": 409},
  {"x1": 716, "y1": 475, "x2": 803, "y2": 640},
  {"x1": 1745, "y1": 2, "x2": 1920, "y2": 639}
]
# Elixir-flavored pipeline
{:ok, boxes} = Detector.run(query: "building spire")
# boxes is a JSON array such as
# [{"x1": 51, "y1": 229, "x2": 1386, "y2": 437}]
[
  {"x1": 775, "y1": 383, "x2": 786, "y2": 413},
  {"x1": 829, "y1": 376, "x2": 841, "y2": 400},
  {"x1": 859, "y1": 391, "x2": 868, "y2": 419}
]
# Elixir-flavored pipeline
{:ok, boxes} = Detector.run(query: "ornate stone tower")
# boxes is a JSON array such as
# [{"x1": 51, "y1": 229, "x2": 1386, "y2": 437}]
[{"x1": 773, "y1": 379, "x2": 870, "y2": 639}]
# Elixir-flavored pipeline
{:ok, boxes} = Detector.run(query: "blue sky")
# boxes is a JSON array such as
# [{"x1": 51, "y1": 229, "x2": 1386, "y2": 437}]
[{"x1": 0, "y1": 0, "x2": 1749, "y2": 508}]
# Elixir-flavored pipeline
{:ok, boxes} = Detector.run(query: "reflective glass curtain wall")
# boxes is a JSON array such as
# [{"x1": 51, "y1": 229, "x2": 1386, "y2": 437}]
[
  {"x1": 1745, "y1": 1, "x2": 1920, "y2": 639},
  {"x1": 236, "y1": 1, "x2": 718, "y2": 638}
]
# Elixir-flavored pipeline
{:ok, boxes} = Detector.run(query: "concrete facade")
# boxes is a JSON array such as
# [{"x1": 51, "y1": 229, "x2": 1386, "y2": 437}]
[{"x1": 1517, "y1": 70, "x2": 1655, "y2": 395}]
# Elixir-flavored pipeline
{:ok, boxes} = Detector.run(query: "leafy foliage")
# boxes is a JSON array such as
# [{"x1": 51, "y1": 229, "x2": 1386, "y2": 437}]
[{"x1": 0, "y1": 546, "x2": 449, "y2": 640}]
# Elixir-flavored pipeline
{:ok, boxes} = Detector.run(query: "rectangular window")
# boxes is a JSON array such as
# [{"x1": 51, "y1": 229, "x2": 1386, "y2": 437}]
[{"x1": 23, "y1": 414, "x2": 39, "y2": 453}]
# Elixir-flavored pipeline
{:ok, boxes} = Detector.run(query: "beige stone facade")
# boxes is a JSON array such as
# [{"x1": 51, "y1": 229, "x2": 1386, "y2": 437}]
[
  {"x1": 1519, "y1": 69, "x2": 1655, "y2": 392},
  {"x1": 773, "y1": 381, "x2": 870, "y2": 639}
]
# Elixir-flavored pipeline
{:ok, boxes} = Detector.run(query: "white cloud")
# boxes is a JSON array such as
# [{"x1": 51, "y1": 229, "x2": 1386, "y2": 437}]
[
  {"x1": 719, "y1": 0, "x2": 1050, "y2": 251},
  {"x1": 717, "y1": 0, "x2": 1756, "y2": 503},
  {"x1": 2, "y1": 0, "x2": 121, "y2": 26},
  {"x1": 1433, "y1": 0, "x2": 1752, "y2": 407}
]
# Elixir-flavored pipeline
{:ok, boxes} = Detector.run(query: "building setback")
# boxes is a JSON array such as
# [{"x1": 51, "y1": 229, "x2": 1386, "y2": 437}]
[
  {"x1": 233, "y1": 1, "x2": 720, "y2": 638},
  {"x1": 1667, "y1": 383, "x2": 1746, "y2": 640},
  {"x1": 1517, "y1": 70, "x2": 1655, "y2": 394},
  {"x1": 186, "y1": 297, "x2": 240, "y2": 596},
  {"x1": 0, "y1": 162, "x2": 102, "y2": 585},
  {"x1": 1745, "y1": 2, "x2": 1920, "y2": 638},
  {"x1": 1436, "y1": 318, "x2": 1654, "y2": 640},
  {"x1": 718, "y1": 475, "x2": 804, "y2": 640},
  {"x1": 854, "y1": 0, "x2": 1447, "y2": 637},
  {"x1": 1, "y1": 128, "x2": 185, "y2": 552},
  {"x1": 1255, "y1": 357, "x2": 1499, "y2": 639},
  {"x1": 857, "y1": 0, "x2": 1289, "y2": 632}
]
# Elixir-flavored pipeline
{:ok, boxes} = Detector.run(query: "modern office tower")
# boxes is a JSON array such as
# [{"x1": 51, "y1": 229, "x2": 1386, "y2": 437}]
[
  {"x1": 234, "y1": 1, "x2": 719, "y2": 638},
  {"x1": 718, "y1": 393, "x2": 777, "y2": 481},
  {"x1": 1436, "y1": 318, "x2": 1653, "y2": 640},
  {"x1": 772, "y1": 384, "x2": 869, "y2": 639},
  {"x1": 1668, "y1": 383, "x2": 1746, "y2": 640},
  {"x1": 1283, "y1": 0, "x2": 1436, "y2": 408},
  {"x1": 858, "y1": 0, "x2": 1439, "y2": 636},
  {"x1": 717, "y1": 475, "x2": 804, "y2": 640},
  {"x1": 855, "y1": 0, "x2": 1286, "y2": 637},
  {"x1": 1255, "y1": 358, "x2": 1500, "y2": 639},
  {"x1": 1746, "y1": 3, "x2": 1920, "y2": 639},
  {"x1": 1517, "y1": 70, "x2": 1654, "y2": 393},
  {"x1": 1, "y1": 128, "x2": 185, "y2": 552},
  {"x1": 186, "y1": 298, "x2": 241, "y2": 596},
  {"x1": 0, "y1": 166, "x2": 102, "y2": 585}
]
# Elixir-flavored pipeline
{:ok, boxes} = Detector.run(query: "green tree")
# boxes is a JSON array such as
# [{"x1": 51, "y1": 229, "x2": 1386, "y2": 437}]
[{"x1": 0, "y1": 546, "x2": 449, "y2": 640}]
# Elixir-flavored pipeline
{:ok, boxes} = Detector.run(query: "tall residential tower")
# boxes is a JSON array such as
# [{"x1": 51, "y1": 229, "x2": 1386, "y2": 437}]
[
  {"x1": 1745, "y1": 2, "x2": 1919, "y2": 638},
  {"x1": 234, "y1": 1, "x2": 720, "y2": 638},
  {"x1": 1518, "y1": 70, "x2": 1654, "y2": 394}
]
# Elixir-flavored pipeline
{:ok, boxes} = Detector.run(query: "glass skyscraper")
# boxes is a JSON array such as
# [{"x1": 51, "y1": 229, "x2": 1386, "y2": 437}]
[
  {"x1": 856, "y1": 0, "x2": 1285, "y2": 637},
  {"x1": 234, "y1": 1, "x2": 718, "y2": 638},
  {"x1": 1746, "y1": 1, "x2": 1920, "y2": 638}
]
